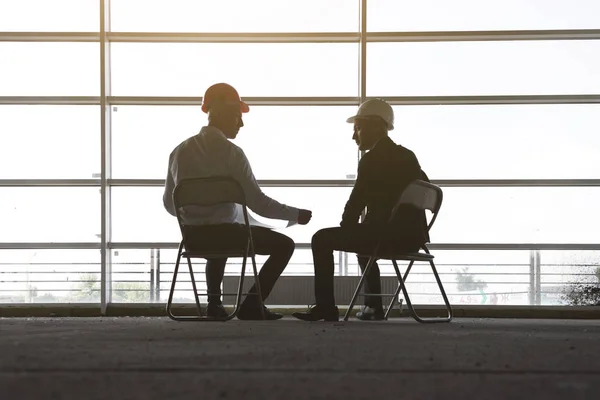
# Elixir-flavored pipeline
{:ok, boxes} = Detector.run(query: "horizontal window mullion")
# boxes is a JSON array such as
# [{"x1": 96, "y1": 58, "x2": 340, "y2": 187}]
[
  {"x1": 107, "y1": 32, "x2": 360, "y2": 43},
  {"x1": 106, "y1": 179, "x2": 600, "y2": 187},
  {"x1": 0, "y1": 179, "x2": 100, "y2": 187},
  {"x1": 108, "y1": 96, "x2": 360, "y2": 106},
  {"x1": 4, "y1": 96, "x2": 600, "y2": 106},
  {"x1": 0, "y1": 32, "x2": 100, "y2": 42},
  {"x1": 367, "y1": 29, "x2": 600, "y2": 42},
  {"x1": 382, "y1": 95, "x2": 600, "y2": 105},
  {"x1": 2, "y1": 179, "x2": 600, "y2": 188},
  {"x1": 5, "y1": 30, "x2": 600, "y2": 43},
  {"x1": 2, "y1": 242, "x2": 600, "y2": 251},
  {"x1": 0, "y1": 97, "x2": 100, "y2": 105},
  {"x1": 0, "y1": 243, "x2": 101, "y2": 250}
]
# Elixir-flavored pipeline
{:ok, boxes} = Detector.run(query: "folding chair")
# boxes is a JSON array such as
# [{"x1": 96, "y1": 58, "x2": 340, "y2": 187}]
[
  {"x1": 344, "y1": 180, "x2": 453, "y2": 323},
  {"x1": 166, "y1": 176, "x2": 265, "y2": 321}
]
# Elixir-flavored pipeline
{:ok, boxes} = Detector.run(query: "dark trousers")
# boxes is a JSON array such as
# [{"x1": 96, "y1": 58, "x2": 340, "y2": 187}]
[
  {"x1": 311, "y1": 224, "x2": 418, "y2": 309},
  {"x1": 183, "y1": 224, "x2": 295, "y2": 306}
]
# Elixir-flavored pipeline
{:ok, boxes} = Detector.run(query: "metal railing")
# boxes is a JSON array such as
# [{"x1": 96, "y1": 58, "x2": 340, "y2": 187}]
[{"x1": 2, "y1": 247, "x2": 598, "y2": 306}]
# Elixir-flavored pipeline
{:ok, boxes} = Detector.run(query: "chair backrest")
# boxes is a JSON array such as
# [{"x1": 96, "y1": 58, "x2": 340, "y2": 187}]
[
  {"x1": 172, "y1": 176, "x2": 253, "y2": 253},
  {"x1": 173, "y1": 176, "x2": 247, "y2": 209},
  {"x1": 173, "y1": 176, "x2": 251, "y2": 227},
  {"x1": 389, "y1": 180, "x2": 443, "y2": 232}
]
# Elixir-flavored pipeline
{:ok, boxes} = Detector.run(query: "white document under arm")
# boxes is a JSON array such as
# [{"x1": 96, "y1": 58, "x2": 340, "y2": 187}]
[{"x1": 234, "y1": 204, "x2": 297, "y2": 228}]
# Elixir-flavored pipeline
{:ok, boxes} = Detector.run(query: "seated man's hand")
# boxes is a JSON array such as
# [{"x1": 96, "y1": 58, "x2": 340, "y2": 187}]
[{"x1": 297, "y1": 209, "x2": 312, "y2": 225}]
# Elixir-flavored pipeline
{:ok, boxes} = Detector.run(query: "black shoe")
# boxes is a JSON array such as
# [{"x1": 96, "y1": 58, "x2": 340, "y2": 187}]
[
  {"x1": 292, "y1": 305, "x2": 339, "y2": 322},
  {"x1": 356, "y1": 306, "x2": 385, "y2": 321},
  {"x1": 237, "y1": 305, "x2": 283, "y2": 321},
  {"x1": 206, "y1": 303, "x2": 229, "y2": 319}
]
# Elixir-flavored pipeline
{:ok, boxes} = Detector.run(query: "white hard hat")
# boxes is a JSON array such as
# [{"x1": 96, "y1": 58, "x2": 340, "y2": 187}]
[{"x1": 346, "y1": 98, "x2": 394, "y2": 130}]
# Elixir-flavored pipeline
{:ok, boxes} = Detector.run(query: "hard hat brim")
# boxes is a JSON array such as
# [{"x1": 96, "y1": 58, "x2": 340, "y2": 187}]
[
  {"x1": 346, "y1": 115, "x2": 394, "y2": 130},
  {"x1": 346, "y1": 115, "x2": 359, "y2": 124},
  {"x1": 202, "y1": 100, "x2": 250, "y2": 114}
]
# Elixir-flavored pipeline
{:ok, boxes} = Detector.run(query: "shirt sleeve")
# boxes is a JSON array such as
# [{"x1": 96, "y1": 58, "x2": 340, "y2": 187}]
[
  {"x1": 231, "y1": 147, "x2": 299, "y2": 222},
  {"x1": 163, "y1": 153, "x2": 176, "y2": 216},
  {"x1": 340, "y1": 158, "x2": 370, "y2": 226}
]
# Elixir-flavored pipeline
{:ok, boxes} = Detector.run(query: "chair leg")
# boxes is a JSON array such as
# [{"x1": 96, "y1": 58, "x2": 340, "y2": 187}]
[
  {"x1": 194, "y1": 253, "x2": 246, "y2": 322},
  {"x1": 250, "y1": 254, "x2": 266, "y2": 320},
  {"x1": 186, "y1": 257, "x2": 203, "y2": 318},
  {"x1": 166, "y1": 246, "x2": 183, "y2": 321},
  {"x1": 343, "y1": 255, "x2": 377, "y2": 321},
  {"x1": 167, "y1": 243, "x2": 206, "y2": 321},
  {"x1": 392, "y1": 256, "x2": 452, "y2": 323},
  {"x1": 384, "y1": 260, "x2": 414, "y2": 320},
  {"x1": 167, "y1": 242, "x2": 228, "y2": 322},
  {"x1": 223, "y1": 244, "x2": 265, "y2": 321},
  {"x1": 227, "y1": 250, "x2": 248, "y2": 320},
  {"x1": 166, "y1": 243, "x2": 268, "y2": 322},
  {"x1": 225, "y1": 249, "x2": 264, "y2": 321},
  {"x1": 427, "y1": 258, "x2": 453, "y2": 322},
  {"x1": 193, "y1": 255, "x2": 246, "y2": 322},
  {"x1": 223, "y1": 251, "x2": 248, "y2": 321}
]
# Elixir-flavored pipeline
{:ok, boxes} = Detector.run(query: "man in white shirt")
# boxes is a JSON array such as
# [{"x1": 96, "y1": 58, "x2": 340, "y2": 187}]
[{"x1": 163, "y1": 83, "x2": 312, "y2": 320}]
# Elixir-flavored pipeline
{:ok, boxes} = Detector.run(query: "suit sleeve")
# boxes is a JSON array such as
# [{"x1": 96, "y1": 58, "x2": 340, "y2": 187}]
[
  {"x1": 340, "y1": 159, "x2": 370, "y2": 226},
  {"x1": 414, "y1": 153, "x2": 429, "y2": 183}
]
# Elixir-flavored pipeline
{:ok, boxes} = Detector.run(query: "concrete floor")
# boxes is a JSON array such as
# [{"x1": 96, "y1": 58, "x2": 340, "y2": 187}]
[{"x1": 1, "y1": 318, "x2": 599, "y2": 400}]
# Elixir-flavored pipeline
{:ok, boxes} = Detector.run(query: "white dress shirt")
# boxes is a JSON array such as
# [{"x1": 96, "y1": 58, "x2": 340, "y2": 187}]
[{"x1": 163, "y1": 126, "x2": 299, "y2": 225}]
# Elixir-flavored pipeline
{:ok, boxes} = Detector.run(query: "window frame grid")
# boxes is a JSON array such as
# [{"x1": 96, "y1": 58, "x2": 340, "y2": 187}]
[{"x1": 1, "y1": 0, "x2": 600, "y2": 311}]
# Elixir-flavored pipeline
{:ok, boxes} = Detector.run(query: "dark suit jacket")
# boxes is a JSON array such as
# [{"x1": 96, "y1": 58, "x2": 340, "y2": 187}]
[{"x1": 341, "y1": 136, "x2": 430, "y2": 249}]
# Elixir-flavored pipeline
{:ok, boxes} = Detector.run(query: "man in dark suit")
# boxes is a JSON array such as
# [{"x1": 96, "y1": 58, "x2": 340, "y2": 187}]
[{"x1": 293, "y1": 99, "x2": 429, "y2": 322}]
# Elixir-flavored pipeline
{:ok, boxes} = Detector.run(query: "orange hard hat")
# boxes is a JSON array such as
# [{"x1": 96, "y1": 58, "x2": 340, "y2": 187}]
[{"x1": 201, "y1": 83, "x2": 249, "y2": 114}]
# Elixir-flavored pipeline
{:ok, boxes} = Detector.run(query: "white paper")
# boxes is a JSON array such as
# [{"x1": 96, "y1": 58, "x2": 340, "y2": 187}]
[
  {"x1": 235, "y1": 204, "x2": 296, "y2": 229},
  {"x1": 247, "y1": 213, "x2": 297, "y2": 229}
]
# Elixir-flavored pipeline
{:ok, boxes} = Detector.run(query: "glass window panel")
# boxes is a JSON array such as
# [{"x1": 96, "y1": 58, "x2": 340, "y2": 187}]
[
  {"x1": 0, "y1": 0, "x2": 98, "y2": 32},
  {"x1": 113, "y1": 186, "x2": 600, "y2": 244},
  {"x1": 0, "y1": 43, "x2": 99, "y2": 96},
  {"x1": 540, "y1": 250, "x2": 600, "y2": 305},
  {"x1": 111, "y1": 105, "x2": 359, "y2": 179},
  {"x1": 111, "y1": 187, "x2": 180, "y2": 243},
  {"x1": 541, "y1": 250, "x2": 600, "y2": 283},
  {"x1": 0, "y1": 106, "x2": 99, "y2": 179},
  {"x1": 111, "y1": 43, "x2": 359, "y2": 97},
  {"x1": 0, "y1": 249, "x2": 100, "y2": 304},
  {"x1": 433, "y1": 187, "x2": 600, "y2": 244},
  {"x1": 110, "y1": 186, "x2": 351, "y2": 243},
  {"x1": 259, "y1": 187, "x2": 352, "y2": 243},
  {"x1": 110, "y1": 249, "x2": 153, "y2": 303},
  {"x1": 110, "y1": 0, "x2": 359, "y2": 33},
  {"x1": 367, "y1": 41, "x2": 600, "y2": 96},
  {"x1": 368, "y1": 0, "x2": 600, "y2": 32},
  {"x1": 0, "y1": 188, "x2": 100, "y2": 242},
  {"x1": 390, "y1": 104, "x2": 600, "y2": 179}
]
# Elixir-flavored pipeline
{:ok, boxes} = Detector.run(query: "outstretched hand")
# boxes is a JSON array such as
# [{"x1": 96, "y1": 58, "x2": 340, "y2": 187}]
[{"x1": 297, "y1": 209, "x2": 312, "y2": 225}]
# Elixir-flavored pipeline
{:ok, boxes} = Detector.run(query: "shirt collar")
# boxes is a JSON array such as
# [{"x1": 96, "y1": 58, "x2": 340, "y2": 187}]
[
  {"x1": 370, "y1": 135, "x2": 391, "y2": 151},
  {"x1": 199, "y1": 125, "x2": 227, "y2": 139}
]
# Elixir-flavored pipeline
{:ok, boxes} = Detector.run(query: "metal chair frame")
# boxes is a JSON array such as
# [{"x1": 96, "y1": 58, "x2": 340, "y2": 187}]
[
  {"x1": 344, "y1": 180, "x2": 453, "y2": 323},
  {"x1": 166, "y1": 176, "x2": 265, "y2": 321}
]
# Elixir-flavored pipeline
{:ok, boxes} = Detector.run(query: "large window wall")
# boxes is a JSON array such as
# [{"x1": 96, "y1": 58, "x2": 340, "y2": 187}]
[{"x1": 1, "y1": 0, "x2": 599, "y2": 310}]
